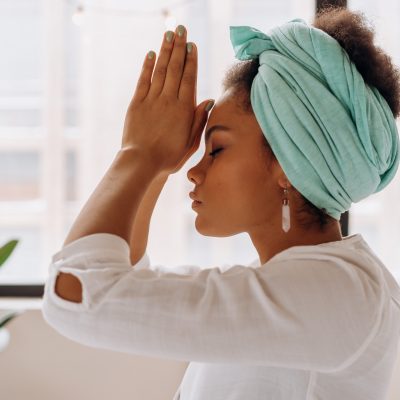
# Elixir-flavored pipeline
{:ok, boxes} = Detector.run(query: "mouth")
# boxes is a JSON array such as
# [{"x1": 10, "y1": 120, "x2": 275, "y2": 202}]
[
  {"x1": 191, "y1": 200, "x2": 202, "y2": 208},
  {"x1": 189, "y1": 191, "x2": 203, "y2": 203}
]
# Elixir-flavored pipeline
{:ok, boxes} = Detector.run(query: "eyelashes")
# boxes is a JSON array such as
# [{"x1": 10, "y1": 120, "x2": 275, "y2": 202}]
[{"x1": 208, "y1": 148, "x2": 223, "y2": 158}]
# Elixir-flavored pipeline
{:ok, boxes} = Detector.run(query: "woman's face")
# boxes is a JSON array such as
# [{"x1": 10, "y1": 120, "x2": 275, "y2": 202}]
[{"x1": 187, "y1": 88, "x2": 287, "y2": 238}]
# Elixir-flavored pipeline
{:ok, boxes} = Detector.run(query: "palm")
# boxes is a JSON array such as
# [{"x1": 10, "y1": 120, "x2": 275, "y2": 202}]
[{"x1": 168, "y1": 104, "x2": 205, "y2": 175}]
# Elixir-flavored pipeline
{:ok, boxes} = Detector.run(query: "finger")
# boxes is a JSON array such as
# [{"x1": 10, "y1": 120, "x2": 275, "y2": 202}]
[
  {"x1": 147, "y1": 30, "x2": 176, "y2": 98},
  {"x1": 178, "y1": 42, "x2": 197, "y2": 103},
  {"x1": 131, "y1": 50, "x2": 156, "y2": 103},
  {"x1": 194, "y1": 50, "x2": 197, "y2": 105},
  {"x1": 162, "y1": 25, "x2": 187, "y2": 97},
  {"x1": 189, "y1": 100, "x2": 214, "y2": 147}
]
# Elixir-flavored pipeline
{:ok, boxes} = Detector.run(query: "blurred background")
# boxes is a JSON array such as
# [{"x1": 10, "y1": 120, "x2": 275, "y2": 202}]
[
  {"x1": 0, "y1": 0, "x2": 399, "y2": 399},
  {"x1": 0, "y1": 0, "x2": 399, "y2": 282}
]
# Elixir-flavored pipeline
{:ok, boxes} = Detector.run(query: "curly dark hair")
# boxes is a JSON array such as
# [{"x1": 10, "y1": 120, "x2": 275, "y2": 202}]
[{"x1": 221, "y1": 5, "x2": 400, "y2": 231}]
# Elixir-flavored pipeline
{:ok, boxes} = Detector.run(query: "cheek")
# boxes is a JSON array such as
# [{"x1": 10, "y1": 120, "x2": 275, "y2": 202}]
[
  {"x1": 212, "y1": 157, "x2": 262, "y2": 202},
  {"x1": 234, "y1": 157, "x2": 270, "y2": 205}
]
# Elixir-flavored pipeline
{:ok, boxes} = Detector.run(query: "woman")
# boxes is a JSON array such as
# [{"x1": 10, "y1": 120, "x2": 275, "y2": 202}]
[{"x1": 42, "y1": 6, "x2": 400, "y2": 400}]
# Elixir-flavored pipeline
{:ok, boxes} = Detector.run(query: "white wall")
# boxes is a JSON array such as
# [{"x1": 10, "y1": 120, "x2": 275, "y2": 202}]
[{"x1": 0, "y1": 310, "x2": 188, "y2": 400}]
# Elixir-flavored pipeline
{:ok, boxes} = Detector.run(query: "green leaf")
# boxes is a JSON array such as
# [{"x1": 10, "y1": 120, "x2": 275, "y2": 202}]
[
  {"x1": 0, "y1": 312, "x2": 20, "y2": 329},
  {"x1": 0, "y1": 240, "x2": 19, "y2": 267}
]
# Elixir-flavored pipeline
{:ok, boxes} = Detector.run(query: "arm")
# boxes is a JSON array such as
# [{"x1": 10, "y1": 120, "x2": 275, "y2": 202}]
[
  {"x1": 55, "y1": 149, "x2": 161, "y2": 302},
  {"x1": 63, "y1": 149, "x2": 159, "y2": 246},
  {"x1": 54, "y1": 27, "x2": 206, "y2": 302},
  {"x1": 129, "y1": 173, "x2": 168, "y2": 265},
  {"x1": 45, "y1": 251, "x2": 381, "y2": 371}
]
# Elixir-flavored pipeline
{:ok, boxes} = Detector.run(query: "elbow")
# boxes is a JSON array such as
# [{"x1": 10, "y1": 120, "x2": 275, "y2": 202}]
[{"x1": 55, "y1": 272, "x2": 83, "y2": 303}]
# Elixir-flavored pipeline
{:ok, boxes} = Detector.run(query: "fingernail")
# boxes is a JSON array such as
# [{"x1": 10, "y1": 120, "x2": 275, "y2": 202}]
[
  {"x1": 147, "y1": 51, "x2": 155, "y2": 59},
  {"x1": 205, "y1": 100, "x2": 215, "y2": 112},
  {"x1": 177, "y1": 25, "x2": 185, "y2": 37},
  {"x1": 186, "y1": 42, "x2": 193, "y2": 53},
  {"x1": 166, "y1": 31, "x2": 174, "y2": 43}
]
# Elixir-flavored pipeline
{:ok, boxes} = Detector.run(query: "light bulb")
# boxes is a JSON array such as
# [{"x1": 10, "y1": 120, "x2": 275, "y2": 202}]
[
  {"x1": 162, "y1": 8, "x2": 177, "y2": 31},
  {"x1": 72, "y1": 4, "x2": 85, "y2": 27}
]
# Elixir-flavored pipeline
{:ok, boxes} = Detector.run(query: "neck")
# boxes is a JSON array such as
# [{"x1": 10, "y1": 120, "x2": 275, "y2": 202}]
[{"x1": 251, "y1": 220, "x2": 343, "y2": 265}]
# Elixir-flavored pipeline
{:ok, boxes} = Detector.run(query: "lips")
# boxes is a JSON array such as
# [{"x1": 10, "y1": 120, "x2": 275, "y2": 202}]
[
  {"x1": 191, "y1": 200, "x2": 202, "y2": 209},
  {"x1": 189, "y1": 191, "x2": 202, "y2": 203}
]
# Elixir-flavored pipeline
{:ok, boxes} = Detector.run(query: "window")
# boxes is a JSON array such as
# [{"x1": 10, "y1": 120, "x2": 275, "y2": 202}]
[
  {"x1": 347, "y1": 0, "x2": 400, "y2": 281},
  {"x1": 1, "y1": 0, "x2": 398, "y2": 300}
]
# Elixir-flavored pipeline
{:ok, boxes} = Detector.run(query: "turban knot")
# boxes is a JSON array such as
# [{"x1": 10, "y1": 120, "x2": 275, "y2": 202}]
[{"x1": 229, "y1": 19, "x2": 399, "y2": 220}]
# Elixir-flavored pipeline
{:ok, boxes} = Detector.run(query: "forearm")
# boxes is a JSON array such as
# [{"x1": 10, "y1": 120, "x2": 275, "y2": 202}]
[
  {"x1": 56, "y1": 149, "x2": 161, "y2": 302},
  {"x1": 129, "y1": 173, "x2": 168, "y2": 265},
  {"x1": 63, "y1": 149, "x2": 160, "y2": 247}
]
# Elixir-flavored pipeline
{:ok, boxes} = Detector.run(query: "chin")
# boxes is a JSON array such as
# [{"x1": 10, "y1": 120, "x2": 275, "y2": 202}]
[{"x1": 194, "y1": 217, "x2": 240, "y2": 238}]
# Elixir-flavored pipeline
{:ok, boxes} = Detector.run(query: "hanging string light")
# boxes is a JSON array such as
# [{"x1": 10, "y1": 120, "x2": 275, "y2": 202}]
[
  {"x1": 162, "y1": 8, "x2": 178, "y2": 31},
  {"x1": 72, "y1": 4, "x2": 85, "y2": 26},
  {"x1": 66, "y1": 0, "x2": 197, "y2": 29}
]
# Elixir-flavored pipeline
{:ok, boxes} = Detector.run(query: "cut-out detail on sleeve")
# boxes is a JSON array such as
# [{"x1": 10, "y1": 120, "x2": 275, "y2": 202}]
[{"x1": 41, "y1": 233, "x2": 383, "y2": 373}]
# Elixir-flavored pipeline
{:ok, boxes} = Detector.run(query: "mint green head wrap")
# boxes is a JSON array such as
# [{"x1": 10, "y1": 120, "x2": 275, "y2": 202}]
[{"x1": 229, "y1": 19, "x2": 399, "y2": 220}]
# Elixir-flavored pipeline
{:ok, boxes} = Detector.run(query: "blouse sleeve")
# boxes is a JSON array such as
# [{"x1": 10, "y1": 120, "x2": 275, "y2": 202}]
[{"x1": 41, "y1": 233, "x2": 384, "y2": 373}]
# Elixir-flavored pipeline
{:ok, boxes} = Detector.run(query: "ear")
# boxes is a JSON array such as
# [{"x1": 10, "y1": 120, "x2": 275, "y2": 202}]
[
  {"x1": 277, "y1": 175, "x2": 292, "y2": 190},
  {"x1": 265, "y1": 150, "x2": 293, "y2": 190}
]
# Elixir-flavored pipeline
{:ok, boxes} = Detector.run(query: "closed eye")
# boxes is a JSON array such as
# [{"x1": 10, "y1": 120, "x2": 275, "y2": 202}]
[{"x1": 208, "y1": 148, "x2": 223, "y2": 158}]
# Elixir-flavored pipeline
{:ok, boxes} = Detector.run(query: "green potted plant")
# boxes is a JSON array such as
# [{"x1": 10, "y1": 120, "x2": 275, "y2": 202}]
[
  {"x1": 0, "y1": 240, "x2": 18, "y2": 268},
  {"x1": 0, "y1": 239, "x2": 20, "y2": 352}
]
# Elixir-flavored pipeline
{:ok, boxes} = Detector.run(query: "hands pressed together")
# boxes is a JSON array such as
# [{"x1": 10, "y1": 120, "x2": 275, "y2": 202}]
[{"x1": 121, "y1": 24, "x2": 215, "y2": 176}]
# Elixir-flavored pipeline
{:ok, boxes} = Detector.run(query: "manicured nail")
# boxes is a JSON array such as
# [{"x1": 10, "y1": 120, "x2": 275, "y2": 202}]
[
  {"x1": 147, "y1": 51, "x2": 155, "y2": 59},
  {"x1": 166, "y1": 31, "x2": 174, "y2": 43},
  {"x1": 177, "y1": 25, "x2": 185, "y2": 37},
  {"x1": 186, "y1": 42, "x2": 193, "y2": 53},
  {"x1": 205, "y1": 100, "x2": 215, "y2": 112}
]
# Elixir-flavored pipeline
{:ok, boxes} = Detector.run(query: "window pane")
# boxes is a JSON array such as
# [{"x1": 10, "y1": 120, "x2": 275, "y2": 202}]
[
  {"x1": 65, "y1": 149, "x2": 77, "y2": 201},
  {"x1": 0, "y1": 151, "x2": 40, "y2": 200},
  {"x1": 0, "y1": 226, "x2": 42, "y2": 284},
  {"x1": 64, "y1": 0, "x2": 80, "y2": 129},
  {"x1": 0, "y1": 109, "x2": 42, "y2": 127},
  {"x1": 0, "y1": 0, "x2": 43, "y2": 131}
]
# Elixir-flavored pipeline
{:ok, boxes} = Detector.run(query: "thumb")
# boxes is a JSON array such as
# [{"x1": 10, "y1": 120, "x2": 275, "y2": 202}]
[{"x1": 190, "y1": 99, "x2": 215, "y2": 147}]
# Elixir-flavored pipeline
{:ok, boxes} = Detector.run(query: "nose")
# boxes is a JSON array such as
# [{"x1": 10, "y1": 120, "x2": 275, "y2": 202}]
[
  {"x1": 187, "y1": 167, "x2": 197, "y2": 184},
  {"x1": 187, "y1": 164, "x2": 202, "y2": 185}
]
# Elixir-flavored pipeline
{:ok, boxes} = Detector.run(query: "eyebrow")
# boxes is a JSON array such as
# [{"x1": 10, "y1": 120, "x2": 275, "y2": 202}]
[{"x1": 204, "y1": 125, "x2": 231, "y2": 144}]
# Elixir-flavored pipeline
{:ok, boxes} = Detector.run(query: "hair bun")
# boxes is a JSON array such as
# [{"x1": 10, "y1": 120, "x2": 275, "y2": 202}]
[{"x1": 313, "y1": 6, "x2": 400, "y2": 118}]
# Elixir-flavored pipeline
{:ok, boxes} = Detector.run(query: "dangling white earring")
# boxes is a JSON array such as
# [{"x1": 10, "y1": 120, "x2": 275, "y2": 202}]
[{"x1": 282, "y1": 185, "x2": 291, "y2": 233}]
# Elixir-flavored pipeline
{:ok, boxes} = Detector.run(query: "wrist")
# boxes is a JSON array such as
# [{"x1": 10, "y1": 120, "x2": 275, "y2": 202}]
[
  {"x1": 116, "y1": 147, "x2": 162, "y2": 178},
  {"x1": 154, "y1": 171, "x2": 170, "y2": 182}
]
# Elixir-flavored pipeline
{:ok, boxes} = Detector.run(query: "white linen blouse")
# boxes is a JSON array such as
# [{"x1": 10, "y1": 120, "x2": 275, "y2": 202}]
[{"x1": 41, "y1": 232, "x2": 400, "y2": 400}]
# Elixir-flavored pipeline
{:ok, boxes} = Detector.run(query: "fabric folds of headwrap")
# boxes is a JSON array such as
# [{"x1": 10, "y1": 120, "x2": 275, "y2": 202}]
[{"x1": 229, "y1": 18, "x2": 399, "y2": 220}]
